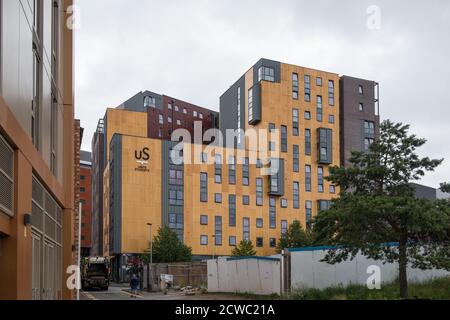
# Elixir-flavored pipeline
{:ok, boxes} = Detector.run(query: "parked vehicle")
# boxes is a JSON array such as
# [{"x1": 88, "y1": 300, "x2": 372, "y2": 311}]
[{"x1": 81, "y1": 257, "x2": 110, "y2": 291}]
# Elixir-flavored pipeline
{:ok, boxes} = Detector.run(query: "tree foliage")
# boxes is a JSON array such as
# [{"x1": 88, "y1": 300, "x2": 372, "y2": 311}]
[
  {"x1": 313, "y1": 120, "x2": 450, "y2": 298},
  {"x1": 142, "y1": 226, "x2": 192, "y2": 263},
  {"x1": 277, "y1": 220, "x2": 312, "y2": 253},
  {"x1": 232, "y1": 240, "x2": 257, "y2": 257}
]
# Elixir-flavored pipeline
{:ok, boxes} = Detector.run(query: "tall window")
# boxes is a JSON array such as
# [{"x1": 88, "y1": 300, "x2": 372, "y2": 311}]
[
  {"x1": 318, "y1": 167, "x2": 324, "y2": 193},
  {"x1": 305, "y1": 129, "x2": 311, "y2": 156},
  {"x1": 169, "y1": 169, "x2": 183, "y2": 185},
  {"x1": 242, "y1": 157, "x2": 249, "y2": 186},
  {"x1": 248, "y1": 88, "x2": 254, "y2": 123},
  {"x1": 215, "y1": 216, "x2": 222, "y2": 246},
  {"x1": 316, "y1": 77, "x2": 322, "y2": 86},
  {"x1": 316, "y1": 95, "x2": 323, "y2": 122},
  {"x1": 293, "y1": 145, "x2": 299, "y2": 172},
  {"x1": 32, "y1": 43, "x2": 41, "y2": 149},
  {"x1": 305, "y1": 165, "x2": 312, "y2": 192},
  {"x1": 258, "y1": 66, "x2": 275, "y2": 82},
  {"x1": 293, "y1": 182, "x2": 300, "y2": 209},
  {"x1": 243, "y1": 218, "x2": 250, "y2": 241},
  {"x1": 292, "y1": 73, "x2": 299, "y2": 99},
  {"x1": 229, "y1": 195, "x2": 236, "y2": 227},
  {"x1": 50, "y1": 98, "x2": 57, "y2": 175},
  {"x1": 304, "y1": 75, "x2": 311, "y2": 102},
  {"x1": 268, "y1": 123, "x2": 276, "y2": 151},
  {"x1": 281, "y1": 125, "x2": 288, "y2": 153},
  {"x1": 256, "y1": 178, "x2": 263, "y2": 206},
  {"x1": 359, "y1": 85, "x2": 364, "y2": 95},
  {"x1": 228, "y1": 156, "x2": 236, "y2": 185},
  {"x1": 328, "y1": 80, "x2": 335, "y2": 106},
  {"x1": 306, "y1": 201, "x2": 313, "y2": 231},
  {"x1": 159, "y1": 114, "x2": 163, "y2": 124},
  {"x1": 364, "y1": 138, "x2": 375, "y2": 151},
  {"x1": 0, "y1": 135, "x2": 14, "y2": 216},
  {"x1": 144, "y1": 96, "x2": 155, "y2": 108},
  {"x1": 169, "y1": 190, "x2": 183, "y2": 206},
  {"x1": 292, "y1": 109, "x2": 299, "y2": 136},
  {"x1": 200, "y1": 172, "x2": 208, "y2": 202},
  {"x1": 215, "y1": 193, "x2": 222, "y2": 203},
  {"x1": 281, "y1": 220, "x2": 288, "y2": 236},
  {"x1": 215, "y1": 154, "x2": 222, "y2": 183},
  {"x1": 237, "y1": 87, "x2": 241, "y2": 144},
  {"x1": 269, "y1": 198, "x2": 276, "y2": 229}
]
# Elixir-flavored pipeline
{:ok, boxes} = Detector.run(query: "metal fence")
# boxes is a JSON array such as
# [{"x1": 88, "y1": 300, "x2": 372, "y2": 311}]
[{"x1": 142, "y1": 262, "x2": 207, "y2": 290}]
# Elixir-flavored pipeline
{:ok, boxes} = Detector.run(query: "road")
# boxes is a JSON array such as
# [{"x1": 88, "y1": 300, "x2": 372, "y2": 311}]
[{"x1": 80, "y1": 283, "x2": 245, "y2": 300}]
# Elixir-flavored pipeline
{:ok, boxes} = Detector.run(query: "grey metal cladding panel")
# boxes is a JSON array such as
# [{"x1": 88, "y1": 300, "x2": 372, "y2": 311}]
[
  {"x1": 327, "y1": 128, "x2": 333, "y2": 164},
  {"x1": 119, "y1": 91, "x2": 163, "y2": 112},
  {"x1": 110, "y1": 134, "x2": 122, "y2": 254},
  {"x1": 411, "y1": 183, "x2": 437, "y2": 200},
  {"x1": 220, "y1": 75, "x2": 245, "y2": 146},
  {"x1": 252, "y1": 58, "x2": 281, "y2": 84},
  {"x1": 252, "y1": 82, "x2": 262, "y2": 124}
]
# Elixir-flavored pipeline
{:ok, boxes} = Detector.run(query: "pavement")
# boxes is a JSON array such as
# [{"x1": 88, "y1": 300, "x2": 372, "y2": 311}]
[{"x1": 80, "y1": 283, "x2": 246, "y2": 300}]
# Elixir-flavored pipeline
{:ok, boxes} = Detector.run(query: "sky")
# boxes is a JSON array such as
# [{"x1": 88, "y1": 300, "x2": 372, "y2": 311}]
[{"x1": 74, "y1": 0, "x2": 450, "y2": 188}]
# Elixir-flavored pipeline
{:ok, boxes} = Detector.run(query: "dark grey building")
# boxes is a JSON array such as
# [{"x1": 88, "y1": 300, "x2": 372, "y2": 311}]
[{"x1": 340, "y1": 76, "x2": 380, "y2": 167}]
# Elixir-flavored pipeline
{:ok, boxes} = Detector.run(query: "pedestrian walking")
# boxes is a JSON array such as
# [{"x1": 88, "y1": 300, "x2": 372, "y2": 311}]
[{"x1": 130, "y1": 273, "x2": 139, "y2": 298}]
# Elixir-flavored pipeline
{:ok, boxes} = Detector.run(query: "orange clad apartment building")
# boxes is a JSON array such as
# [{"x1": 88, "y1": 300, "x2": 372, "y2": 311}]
[{"x1": 0, "y1": 0, "x2": 75, "y2": 300}]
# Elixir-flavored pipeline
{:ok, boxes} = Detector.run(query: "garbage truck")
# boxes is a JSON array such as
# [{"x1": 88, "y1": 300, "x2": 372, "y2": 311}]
[{"x1": 81, "y1": 257, "x2": 110, "y2": 291}]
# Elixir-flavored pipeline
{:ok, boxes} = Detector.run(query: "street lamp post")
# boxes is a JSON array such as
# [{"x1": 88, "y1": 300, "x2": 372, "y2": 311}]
[{"x1": 147, "y1": 223, "x2": 153, "y2": 292}]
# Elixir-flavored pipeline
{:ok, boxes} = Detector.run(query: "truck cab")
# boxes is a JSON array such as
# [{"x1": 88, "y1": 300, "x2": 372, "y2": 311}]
[{"x1": 81, "y1": 257, "x2": 111, "y2": 291}]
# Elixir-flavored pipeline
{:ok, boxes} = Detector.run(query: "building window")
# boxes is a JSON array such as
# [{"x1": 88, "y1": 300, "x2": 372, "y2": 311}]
[
  {"x1": 50, "y1": 98, "x2": 58, "y2": 175},
  {"x1": 32, "y1": 42, "x2": 41, "y2": 149},
  {"x1": 329, "y1": 115, "x2": 335, "y2": 124},
  {"x1": 281, "y1": 125, "x2": 288, "y2": 153},
  {"x1": 215, "y1": 216, "x2": 222, "y2": 246},
  {"x1": 305, "y1": 129, "x2": 311, "y2": 156},
  {"x1": 364, "y1": 138, "x2": 375, "y2": 151},
  {"x1": 359, "y1": 85, "x2": 364, "y2": 95},
  {"x1": 200, "y1": 215, "x2": 208, "y2": 225},
  {"x1": 80, "y1": 187, "x2": 86, "y2": 193},
  {"x1": 256, "y1": 218, "x2": 263, "y2": 228},
  {"x1": 364, "y1": 121, "x2": 375, "y2": 136},
  {"x1": 215, "y1": 154, "x2": 222, "y2": 183},
  {"x1": 168, "y1": 103, "x2": 172, "y2": 110},
  {"x1": 305, "y1": 165, "x2": 312, "y2": 192},
  {"x1": 304, "y1": 75, "x2": 311, "y2": 102},
  {"x1": 258, "y1": 66, "x2": 275, "y2": 82},
  {"x1": 200, "y1": 172, "x2": 208, "y2": 202},
  {"x1": 144, "y1": 96, "x2": 156, "y2": 108},
  {"x1": 306, "y1": 201, "x2": 313, "y2": 231},
  {"x1": 168, "y1": 117, "x2": 172, "y2": 123},
  {"x1": 256, "y1": 237, "x2": 263, "y2": 248},
  {"x1": 293, "y1": 182, "x2": 300, "y2": 209},
  {"x1": 199, "y1": 113, "x2": 203, "y2": 119},
  {"x1": 330, "y1": 185, "x2": 336, "y2": 194},
  {"x1": 215, "y1": 193, "x2": 222, "y2": 203},
  {"x1": 248, "y1": 88, "x2": 254, "y2": 123},
  {"x1": 176, "y1": 119, "x2": 181, "y2": 126},
  {"x1": 318, "y1": 167, "x2": 324, "y2": 193},
  {"x1": 268, "y1": 123, "x2": 276, "y2": 151},
  {"x1": 293, "y1": 145, "x2": 299, "y2": 172},
  {"x1": 174, "y1": 105, "x2": 179, "y2": 112},
  {"x1": 256, "y1": 159, "x2": 262, "y2": 169},
  {"x1": 242, "y1": 157, "x2": 249, "y2": 186},
  {"x1": 229, "y1": 236, "x2": 237, "y2": 246},
  {"x1": 0, "y1": 135, "x2": 14, "y2": 216},
  {"x1": 328, "y1": 80, "x2": 335, "y2": 106},
  {"x1": 269, "y1": 198, "x2": 276, "y2": 229},
  {"x1": 256, "y1": 178, "x2": 263, "y2": 206},
  {"x1": 318, "y1": 128, "x2": 333, "y2": 164},
  {"x1": 169, "y1": 190, "x2": 183, "y2": 206},
  {"x1": 200, "y1": 235, "x2": 208, "y2": 246},
  {"x1": 359, "y1": 103, "x2": 364, "y2": 112},
  {"x1": 270, "y1": 238, "x2": 276, "y2": 248},
  {"x1": 169, "y1": 169, "x2": 183, "y2": 185},
  {"x1": 292, "y1": 109, "x2": 299, "y2": 136},
  {"x1": 229, "y1": 195, "x2": 236, "y2": 227},
  {"x1": 228, "y1": 156, "x2": 236, "y2": 185},
  {"x1": 281, "y1": 198, "x2": 288, "y2": 208},
  {"x1": 243, "y1": 217, "x2": 250, "y2": 241},
  {"x1": 159, "y1": 114, "x2": 164, "y2": 124},
  {"x1": 201, "y1": 152, "x2": 208, "y2": 163},
  {"x1": 183, "y1": 108, "x2": 187, "y2": 114},
  {"x1": 292, "y1": 73, "x2": 299, "y2": 99},
  {"x1": 316, "y1": 96, "x2": 323, "y2": 122},
  {"x1": 281, "y1": 220, "x2": 288, "y2": 235},
  {"x1": 316, "y1": 77, "x2": 322, "y2": 86},
  {"x1": 80, "y1": 175, "x2": 85, "y2": 181},
  {"x1": 193, "y1": 111, "x2": 198, "y2": 117},
  {"x1": 243, "y1": 195, "x2": 250, "y2": 206},
  {"x1": 270, "y1": 170, "x2": 279, "y2": 194},
  {"x1": 304, "y1": 111, "x2": 311, "y2": 120}
]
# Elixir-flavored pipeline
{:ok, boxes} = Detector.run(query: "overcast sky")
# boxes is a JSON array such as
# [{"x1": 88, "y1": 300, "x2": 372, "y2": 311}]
[{"x1": 74, "y1": 0, "x2": 450, "y2": 188}]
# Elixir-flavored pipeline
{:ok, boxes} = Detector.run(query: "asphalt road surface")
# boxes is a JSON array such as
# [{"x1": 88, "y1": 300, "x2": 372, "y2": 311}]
[{"x1": 80, "y1": 284, "x2": 245, "y2": 300}]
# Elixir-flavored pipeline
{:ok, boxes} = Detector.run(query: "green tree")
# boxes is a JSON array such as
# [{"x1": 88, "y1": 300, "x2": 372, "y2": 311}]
[
  {"x1": 313, "y1": 120, "x2": 450, "y2": 299},
  {"x1": 142, "y1": 226, "x2": 192, "y2": 263},
  {"x1": 232, "y1": 240, "x2": 257, "y2": 257},
  {"x1": 277, "y1": 220, "x2": 312, "y2": 253}
]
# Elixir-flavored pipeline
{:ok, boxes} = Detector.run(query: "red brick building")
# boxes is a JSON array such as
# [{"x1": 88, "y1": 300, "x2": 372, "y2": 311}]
[{"x1": 79, "y1": 151, "x2": 92, "y2": 257}]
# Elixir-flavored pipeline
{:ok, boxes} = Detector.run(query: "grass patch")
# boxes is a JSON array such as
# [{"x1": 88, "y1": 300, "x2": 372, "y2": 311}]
[{"x1": 287, "y1": 277, "x2": 450, "y2": 300}]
